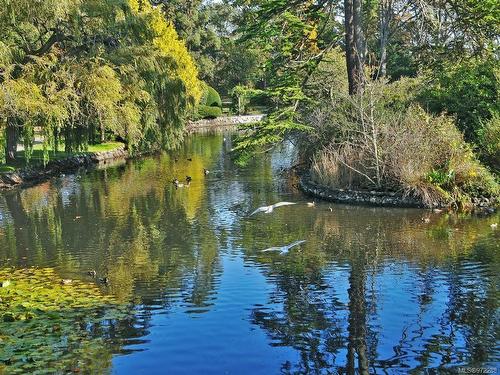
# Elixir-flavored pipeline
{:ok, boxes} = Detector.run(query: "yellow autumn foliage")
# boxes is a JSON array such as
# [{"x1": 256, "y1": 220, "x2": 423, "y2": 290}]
[{"x1": 128, "y1": 0, "x2": 202, "y2": 104}]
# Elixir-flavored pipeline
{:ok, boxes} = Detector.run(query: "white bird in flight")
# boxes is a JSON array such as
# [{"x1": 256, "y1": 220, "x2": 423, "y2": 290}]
[
  {"x1": 261, "y1": 240, "x2": 306, "y2": 255},
  {"x1": 249, "y1": 201, "x2": 296, "y2": 216}
]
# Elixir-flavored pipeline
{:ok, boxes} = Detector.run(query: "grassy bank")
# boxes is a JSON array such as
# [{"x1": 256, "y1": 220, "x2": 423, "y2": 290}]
[{"x1": 0, "y1": 142, "x2": 125, "y2": 173}]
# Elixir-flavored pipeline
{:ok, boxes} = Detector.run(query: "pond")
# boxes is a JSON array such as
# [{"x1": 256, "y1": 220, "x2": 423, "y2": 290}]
[{"x1": 0, "y1": 133, "x2": 498, "y2": 374}]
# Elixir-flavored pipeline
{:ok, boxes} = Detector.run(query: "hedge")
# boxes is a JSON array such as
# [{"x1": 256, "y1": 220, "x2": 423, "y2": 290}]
[
  {"x1": 204, "y1": 86, "x2": 222, "y2": 107},
  {"x1": 198, "y1": 105, "x2": 222, "y2": 119}
]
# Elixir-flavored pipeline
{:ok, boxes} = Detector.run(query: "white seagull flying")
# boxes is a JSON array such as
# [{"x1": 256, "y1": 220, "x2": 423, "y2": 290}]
[
  {"x1": 261, "y1": 240, "x2": 306, "y2": 255},
  {"x1": 249, "y1": 201, "x2": 296, "y2": 216}
]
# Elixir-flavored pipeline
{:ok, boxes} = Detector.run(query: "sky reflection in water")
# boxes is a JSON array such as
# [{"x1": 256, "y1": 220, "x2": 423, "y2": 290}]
[{"x1": 0, "y1": 133, "x2": 498, "y2": 374}]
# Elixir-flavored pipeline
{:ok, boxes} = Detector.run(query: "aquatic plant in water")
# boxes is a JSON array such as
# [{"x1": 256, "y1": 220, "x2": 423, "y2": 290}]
[{"x1": 0, "y1": 267, "x2": 129, "y2": 374}]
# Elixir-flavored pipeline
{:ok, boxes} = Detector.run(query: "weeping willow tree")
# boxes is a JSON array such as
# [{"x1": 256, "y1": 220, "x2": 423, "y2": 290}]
[{"x1": 0, "y1": 0, "x2": 201, "y2": 163}]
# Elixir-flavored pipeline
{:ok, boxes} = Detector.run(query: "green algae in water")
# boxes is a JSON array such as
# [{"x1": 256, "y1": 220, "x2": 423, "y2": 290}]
[{"x1": 0, "y1": 267, "x2": 130, "y2": 374}]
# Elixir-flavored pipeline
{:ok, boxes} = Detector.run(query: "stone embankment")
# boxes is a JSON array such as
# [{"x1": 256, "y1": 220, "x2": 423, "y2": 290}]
[
  {"x1": 0, "y1": 147, "x2": 128, "y2": 190},
  {"x1": 299, "y1": 174, "x2": 429, "y2": 208},
  {"x1": 299, "y1": 173, "x2": 497, "y2": 212},
  {"x1": 186, "y1": 115, "x2": 265, "y2": 133}
]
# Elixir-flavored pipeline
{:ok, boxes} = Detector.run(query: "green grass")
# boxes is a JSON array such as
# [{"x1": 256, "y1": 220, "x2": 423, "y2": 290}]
[
  {"x1": 0, "y1": 142, "x2": 124, "y2": 173},
  {"x1": 86, "y1": 142, "x2": 124, "y2": 152}
]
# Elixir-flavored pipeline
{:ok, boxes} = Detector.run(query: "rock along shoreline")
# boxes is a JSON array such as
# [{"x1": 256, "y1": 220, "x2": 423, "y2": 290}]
[
  {"x1": 0, "y1": 146, "x2": 129, "y2": 190},
  {"x1": 299, "y1": 173, "x2": 427, "y2": 208},
  {"x1": 299, "y1": 173, "x2": 498, "y2": 212}
]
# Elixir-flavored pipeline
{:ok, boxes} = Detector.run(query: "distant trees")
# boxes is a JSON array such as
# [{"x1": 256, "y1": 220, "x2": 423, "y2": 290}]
[
  {"x1": 0, "y1": 0, "x2": 201, "y2": 163},
  {"x1": 155, "y1": 0, "x2": 264, "y2": 95},
  {"x1": 229, "y1": 0, "x2": 499, "y2": 149}
]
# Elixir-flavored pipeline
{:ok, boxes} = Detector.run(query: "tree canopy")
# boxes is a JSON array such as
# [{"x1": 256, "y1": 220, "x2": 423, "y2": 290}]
[{"x1": 0, "y1": 0, "x2": 201, "y2": 162}]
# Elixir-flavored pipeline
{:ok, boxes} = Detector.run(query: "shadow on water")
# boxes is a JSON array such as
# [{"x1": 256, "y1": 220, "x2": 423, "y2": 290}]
[{"x1": 0, "y1": 132, "x2": 498, "y2": 374}]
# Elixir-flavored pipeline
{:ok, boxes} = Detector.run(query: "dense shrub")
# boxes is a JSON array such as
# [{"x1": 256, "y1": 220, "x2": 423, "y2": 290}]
[
  {"x1": 305, "y1": 79, "x2": 499, "y2": 209},
  {"x1": 419, "y1": 57, "x2": 499, "y2": 146},
  {"x1": 198, "y1": 105, "x2": 222, "y2": 119},
  {"x1": 203, "y1": 85, "x2": 222, "y2": 107},
  {"x1": 477, "y1": 113, "x2": 500, "y2": 172}
]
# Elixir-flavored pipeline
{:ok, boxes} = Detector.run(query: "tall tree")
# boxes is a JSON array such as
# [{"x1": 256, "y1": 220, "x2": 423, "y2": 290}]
[
  {"x1": 344, "y1": 0, "x2": 366, "y2": 94},
  {"x1": 0, "y1": 0, "x2": 201, "y2": 162}
]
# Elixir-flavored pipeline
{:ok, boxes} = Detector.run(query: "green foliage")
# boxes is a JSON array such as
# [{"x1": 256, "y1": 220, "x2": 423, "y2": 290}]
[
  {"x1": 233, "y1": 108, "x2": 312, "y2": 165},
  {"x1": 229, "y1": 0, "x2": 343, "y2": 160},
  {"x1": 214, "y1": 41, "x2": 264, "y2": 95},
  {"x1": 194, "y1": 84, "x2": 222, "y2": 119},
  {"x1": 230, "y1": 85, "x2": 267, "y2": 115},
  {"x1": 477, "y1": 113, "x2": 500, "y2": 171},
  {"x1": 0, "y1": 0, "x2": 202, "y2": 162},
  {"x1": 202, "y1": 85, "x2": 223, "y2": 107},
  {"x1": 420, "y1": 57, "x2": 499, "y2": 145},
  {"x1": 385, "y1": 41, "x2": 418, "y2": 80},
  {"x1": 160, "y1": 0, "x2": 221, "y2": 82},
  {"x1": 198, "y1": 105, "x2": 223, "y2": 119},
  {"x1": 0, "y1": 165, "x2": 15, "y2": 173}
]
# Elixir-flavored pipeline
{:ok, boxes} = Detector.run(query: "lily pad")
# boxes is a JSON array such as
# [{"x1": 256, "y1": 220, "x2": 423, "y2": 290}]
[
  {"x1": 0, "y1": 267, "x2": 130, "y2": 374},
  {"x1": 0, "y1": 280, "x2": 10, "y2": 288}
]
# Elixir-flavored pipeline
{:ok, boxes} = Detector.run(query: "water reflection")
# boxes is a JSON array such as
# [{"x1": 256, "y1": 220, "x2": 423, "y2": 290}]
[{"x1": 0, "y1": 133, "x2": 498, "y2": 374}]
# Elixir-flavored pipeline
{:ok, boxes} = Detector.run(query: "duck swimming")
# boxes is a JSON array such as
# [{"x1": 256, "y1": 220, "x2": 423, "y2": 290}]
[
  {"x1": 203, "y1": 168, "x2": 210, "y2": 175},
  {"x1": 173, "y1": 178, "x2": 190, "y2": 189},
  {"x1": 87, "y1": 270, "x2": 97, "y2": 278}
]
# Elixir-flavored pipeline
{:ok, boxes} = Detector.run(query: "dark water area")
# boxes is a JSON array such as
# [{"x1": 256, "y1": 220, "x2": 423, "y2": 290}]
[{"x1": 0, "y1": 133, "x2": 498, "y2": 374}]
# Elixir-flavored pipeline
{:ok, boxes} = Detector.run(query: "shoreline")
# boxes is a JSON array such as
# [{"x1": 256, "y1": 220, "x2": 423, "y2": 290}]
[
  {"x1": 1, "y1": 136, "x2": 496, "y2": 215},
  {"x1": 299, "y1": 173, "x2": 498, "y2": 213},
  {"x1": 299, "y1": 173, "x2": 427, "y2": 208},
  {"x1": 0, "y1": 116, "x2": 266, "y2": 191},
  {"x1": 0, "y1": 147, "x2": 129, "y2": 190}
]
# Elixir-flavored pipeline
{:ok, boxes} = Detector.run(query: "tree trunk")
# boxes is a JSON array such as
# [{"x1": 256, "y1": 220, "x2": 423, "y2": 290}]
[
  {"x1": 344, "y1": 0, "x2": 365, "y2": 95},
  {"x1": 379, "y1": 0, "x2": 392, "y2": 78},
  {"x1": 345, "y1": 0, "x2": 356, "y2": 95},
  {"x1": 5, "y1": 122, "x2": 18, "y2": 162},
  {"x1": 353, "y1": 0, "x2": 365, "y2": 66},
  {"x1": 379, "y1": 34, "x2": 388, "y2": 78},
  {"x1": 100, "y1": 123, "x2": 105, "y2": 143}
]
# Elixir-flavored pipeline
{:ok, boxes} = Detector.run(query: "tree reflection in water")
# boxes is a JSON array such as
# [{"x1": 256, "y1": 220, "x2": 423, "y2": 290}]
[
  {"x1": 0, "y1": 133, "x2": 498, "y2": 374},
  {"x1": 244, "y1": 203, "x2": 498, "y2": 373},
  {"x1": 346, "y1": 255, "x2": 369, "y2": 375}
]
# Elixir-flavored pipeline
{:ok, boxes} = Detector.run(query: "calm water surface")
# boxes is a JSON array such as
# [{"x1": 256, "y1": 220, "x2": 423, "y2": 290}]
[{"x1": 0, "y1": 133, "x2": 498, "y2": 374}]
